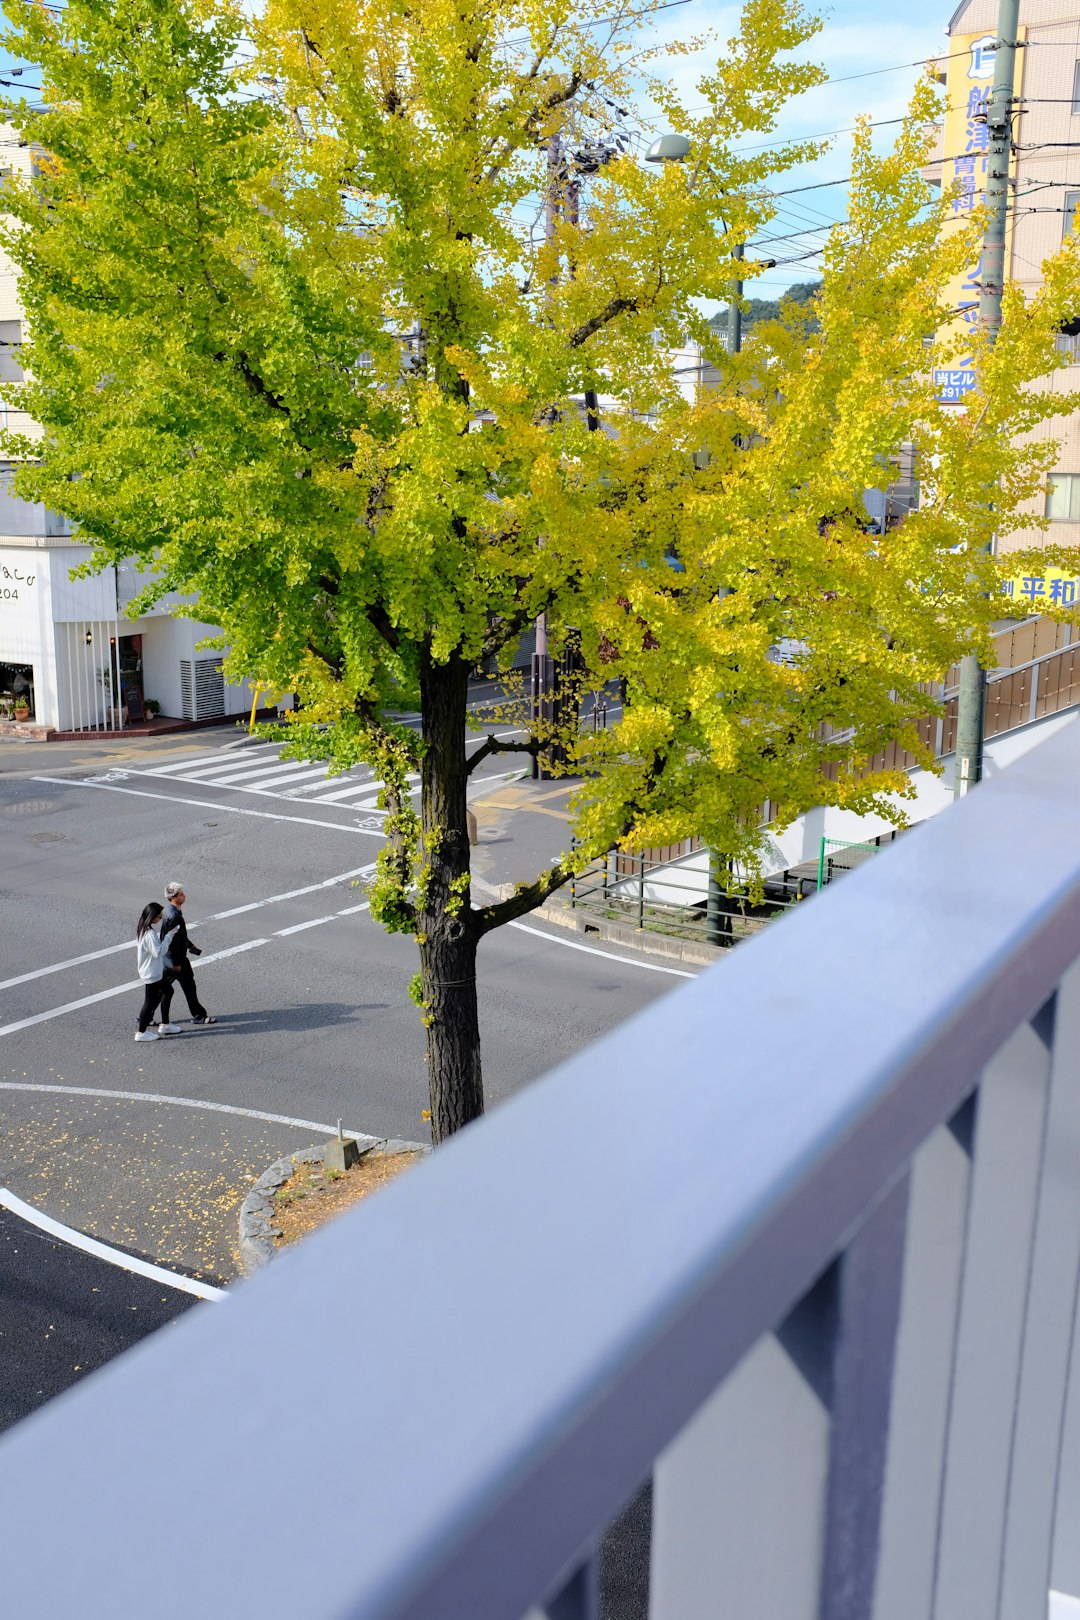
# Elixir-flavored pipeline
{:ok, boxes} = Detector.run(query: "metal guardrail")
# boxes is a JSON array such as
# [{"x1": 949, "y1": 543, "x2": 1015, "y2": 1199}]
[
  {"x1": 569, "y1": 847, "x2": 799, "y2": 944},
  {"x1": 3, "y1": 720, "x2": 1080, "y2": 1619}
]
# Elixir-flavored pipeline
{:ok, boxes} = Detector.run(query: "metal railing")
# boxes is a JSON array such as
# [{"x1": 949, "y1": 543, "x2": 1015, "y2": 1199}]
[
  {"x1": 4, "y1": 720, "x2": 1080, "y2": 1620},
  {"x1": 569, "y1": 844, "x2": 799, "y2": 945}
]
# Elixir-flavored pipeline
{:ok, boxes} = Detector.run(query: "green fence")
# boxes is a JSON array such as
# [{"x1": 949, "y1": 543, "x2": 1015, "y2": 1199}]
[{"x1": 816, "y1": 837, "x2": 879, "y2": 890}]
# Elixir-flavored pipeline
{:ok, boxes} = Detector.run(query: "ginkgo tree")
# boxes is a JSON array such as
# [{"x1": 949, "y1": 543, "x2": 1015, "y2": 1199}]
[{"x1": 3, "y1": 0, "x2": 1079, "y2": 1142}]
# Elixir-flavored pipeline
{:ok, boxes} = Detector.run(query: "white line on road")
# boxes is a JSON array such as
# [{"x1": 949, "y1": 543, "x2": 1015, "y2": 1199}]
[
  {"x1": 139, "y1": 743, "x2": 281, "y2": 774},
  {"x1": 275, "y1": 916, "x2": 337, "y2": 936},
  {"x1": 0, "y1": 939, "x2": 271, "y2": 1038},
  {"x1": 0, "y1": 903, "x2": 376, "y2": 1036},
  {"x1": 0, "y1": 1185, "x2": 227, "y2": 1302},
  {"x1": 0, "y1": 1080, "x2": 378, "y2": 1144},
  {"x1": 506, "y1": 920, "x2": 696, "y2": 977},
  {"x1": 0, "y1": 863, "x2": 377, "y2": 992},
  {"x1": 32, "y1": 775, "x2": 386, "y2": 834}
]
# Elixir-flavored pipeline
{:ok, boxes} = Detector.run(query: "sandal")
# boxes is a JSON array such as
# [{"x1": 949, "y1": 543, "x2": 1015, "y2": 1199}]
[{"x1": 192, "y1": 1015, "x2": 217, "y2": 1025}]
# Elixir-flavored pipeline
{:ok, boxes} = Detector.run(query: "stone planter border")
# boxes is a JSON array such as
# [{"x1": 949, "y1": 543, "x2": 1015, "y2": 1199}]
[{"x1": 238, "y1": 1134, "x2": 429, "y2": 1275}]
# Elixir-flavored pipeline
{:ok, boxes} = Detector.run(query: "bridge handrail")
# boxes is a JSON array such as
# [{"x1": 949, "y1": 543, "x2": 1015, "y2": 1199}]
[{"x1": 2, "y1": 720, "x2": 1080, "y2": 1619}]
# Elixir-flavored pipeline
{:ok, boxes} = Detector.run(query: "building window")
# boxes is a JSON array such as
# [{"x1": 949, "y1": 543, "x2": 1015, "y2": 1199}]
[
  {"x1": 0, "y1": 319, "x2": 22, "y2": 391},
  {"x1": 1046, "y1": 473, "x2": 1080, "y2": 520},
  {"x1": 0, "y1": 661, "x2": 34, "y2": 722},
  {"x1": 1073, "y1": 60, "x2": 1080, "y2": 114},
  {"x1": 1056, "y1": 332, "x2": 1080, "y2": 364},
  {"x1": 1065, "y1": 192, "x2": 1080, "y2": 242},
  {"x1": 0, "y1": 460, "x2": 69, "y2": 537}
]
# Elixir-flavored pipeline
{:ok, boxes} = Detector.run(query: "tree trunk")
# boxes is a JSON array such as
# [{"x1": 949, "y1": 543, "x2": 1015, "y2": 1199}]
[{"x1": 418, "y1": 651, "x2": 484, "y2": 1143}]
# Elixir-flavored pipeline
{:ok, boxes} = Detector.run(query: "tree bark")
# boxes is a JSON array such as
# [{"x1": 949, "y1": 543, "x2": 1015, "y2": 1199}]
[{"x1": 418, "y1": 651, "x2": 484, "y2": 1143}]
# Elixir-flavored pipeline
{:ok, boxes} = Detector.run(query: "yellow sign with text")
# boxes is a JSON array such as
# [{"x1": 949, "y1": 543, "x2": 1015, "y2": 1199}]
[{"x1": 1000, "y1": 565, "x2": 1080, "y2": 611}]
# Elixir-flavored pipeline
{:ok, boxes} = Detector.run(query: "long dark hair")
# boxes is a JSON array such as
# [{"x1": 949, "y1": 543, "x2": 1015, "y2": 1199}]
[{"x1": 136, "y1": 901, "x2": 164, "y2": 940}]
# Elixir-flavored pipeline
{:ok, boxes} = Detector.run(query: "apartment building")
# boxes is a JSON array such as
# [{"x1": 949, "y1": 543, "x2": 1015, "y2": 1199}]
[
  {"x1": 928, "y1": 1, "x2": 1080, "y2": 593},
  {"x1": 0, "y1": 127, "x2": 254, "y2": 734}
]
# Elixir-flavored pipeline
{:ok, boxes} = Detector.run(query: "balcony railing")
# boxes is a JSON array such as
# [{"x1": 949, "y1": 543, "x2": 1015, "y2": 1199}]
[{"x1": 3, "y1": 720, "x2": 1080, "y2": 1619}]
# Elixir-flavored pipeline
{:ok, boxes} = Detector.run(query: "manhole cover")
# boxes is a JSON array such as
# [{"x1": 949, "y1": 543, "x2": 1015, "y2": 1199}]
[
  {"x1": 27, "y1": 831, "x2": 65, "y2": 844},
  {"x1": 3, "y1": 798, "x2": 60, "y2": 816}
]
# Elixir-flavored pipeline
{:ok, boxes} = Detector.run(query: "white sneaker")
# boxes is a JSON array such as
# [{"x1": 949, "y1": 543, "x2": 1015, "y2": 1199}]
[
  {"x1": 134, "y1": 1029, "x2": 160, "y2": 1043},
  {"x1": 157, "y1": 1023, "x2": 181, "y2": 1035}
]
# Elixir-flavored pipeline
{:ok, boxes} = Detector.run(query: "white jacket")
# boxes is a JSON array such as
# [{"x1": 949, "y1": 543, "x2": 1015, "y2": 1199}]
[{"x1": 136, "y1": 926, "x2": 168, "y2": 983}]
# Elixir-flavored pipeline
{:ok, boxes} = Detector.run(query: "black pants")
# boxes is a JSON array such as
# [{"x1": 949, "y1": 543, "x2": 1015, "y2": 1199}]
[
  {"x1": 137, "y1": 977, "x2": 173, "y2": 1033},
  {"x1": 169, "y1": 958, "x2": 207, "y2": 1021}
]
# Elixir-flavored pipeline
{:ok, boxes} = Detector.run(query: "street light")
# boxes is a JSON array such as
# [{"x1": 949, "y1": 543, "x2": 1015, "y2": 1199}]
[{"x1": 645, "y1": 133, "x2": 691, "y2": 163}]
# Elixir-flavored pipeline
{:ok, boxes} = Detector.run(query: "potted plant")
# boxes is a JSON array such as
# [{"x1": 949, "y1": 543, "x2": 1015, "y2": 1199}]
[
  {"x1": 13, "y1": 700, "x2": 30, "y2": 721},
  {"x1": 145, "y1": 698, "x2": 160, "y2": 717}
]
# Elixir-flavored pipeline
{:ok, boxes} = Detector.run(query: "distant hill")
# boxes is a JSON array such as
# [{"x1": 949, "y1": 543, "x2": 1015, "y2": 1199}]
[{"x1": 709, "y1": 278, "x2": 822, "y2": 338}]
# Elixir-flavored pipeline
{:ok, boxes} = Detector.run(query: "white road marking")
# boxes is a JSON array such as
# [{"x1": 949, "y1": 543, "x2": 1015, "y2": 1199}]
[
  {"x1": 275, "y1": 916, "x2": 336, "y2": 936},
  {"x1": 0, "y1": 1185, "x2": 227, "y2": 1302},
  {"x1": 0, "y1": 939, "x2": 271, "y2": 1038},
  {"x1": 0, "y1": 863, "x2": 377, "y2": 992},
  {"x1": 32, "y1": 775, "x2": 385, "y2": 834},
  {"x1": 282, "y1": 766, "x2": 377, "y2": 798},
  {"x1": 506, "y1": 920, "x2": 696, "y2": 977},
  {"x1": 311, "y1": 775, "x2": 416, "y2": 806},
  {"x1": 145, "y1": 743, "x2": 281, "y2": 774},
  {"x1": 181, "y1": 760, "x2": 336, "y2": 788},
  {"x1": 0, "y1": 1080, "x2": 377, "y2": 1144},
  {"x1": 0, "y1": 904, "x2": 375, "y2": 1036}
]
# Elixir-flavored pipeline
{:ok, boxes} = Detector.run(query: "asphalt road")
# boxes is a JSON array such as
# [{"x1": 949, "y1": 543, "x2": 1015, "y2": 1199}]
[
  {"x1": 0, "y1": 723, "x2": 691, "y2": 1293},
  {"x1": 0, "y1": 1200, "x2": 197, "y2": 1435}
]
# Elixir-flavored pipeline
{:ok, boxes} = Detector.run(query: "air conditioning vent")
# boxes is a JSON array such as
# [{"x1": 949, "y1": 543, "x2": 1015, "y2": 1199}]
[{"x1": 179, "y1": 657, "x2": 225, "y2": 721}]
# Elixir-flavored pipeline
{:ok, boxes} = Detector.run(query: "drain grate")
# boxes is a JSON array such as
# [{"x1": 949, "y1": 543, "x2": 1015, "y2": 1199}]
[{"x1": 27, "y1": 831, "x2": 65, "y2": 844}]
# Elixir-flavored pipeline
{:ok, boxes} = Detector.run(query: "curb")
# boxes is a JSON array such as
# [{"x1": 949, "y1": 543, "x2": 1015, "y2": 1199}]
[
  {"x1": 238, "y1": 1135, "x2": 429, "y2": 1275},
  {"x1": 529, "y1": 893, "x2": 723, "y2": 967}
]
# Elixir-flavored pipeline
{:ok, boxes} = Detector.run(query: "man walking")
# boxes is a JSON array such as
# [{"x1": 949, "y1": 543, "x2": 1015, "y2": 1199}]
[{"x1": 161, "y1": 881, "x2": 216, "y2": 1025}]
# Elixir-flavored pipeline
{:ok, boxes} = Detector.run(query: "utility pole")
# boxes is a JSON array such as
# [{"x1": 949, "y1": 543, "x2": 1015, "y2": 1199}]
[
  {"x1": 532, "y1": 133, "x2": 562, "y2": 780},
  {"x1": 953, "y1": 0, "x2": 1018, "y2": 798},
  {"x1": 706, "y1": 241, "x2": 745, "y2": 946}
]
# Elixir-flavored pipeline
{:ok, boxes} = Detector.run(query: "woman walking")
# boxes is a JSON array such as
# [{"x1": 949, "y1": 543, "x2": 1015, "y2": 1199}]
[{"x1": 134, "y1": 902, "x2": 180, "y2": 1043}]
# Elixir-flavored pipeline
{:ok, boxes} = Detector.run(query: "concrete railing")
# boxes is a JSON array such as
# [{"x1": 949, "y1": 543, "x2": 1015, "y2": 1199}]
[{"x1": 4, "y1": 720, "x2": 1080, "y2": 1620}]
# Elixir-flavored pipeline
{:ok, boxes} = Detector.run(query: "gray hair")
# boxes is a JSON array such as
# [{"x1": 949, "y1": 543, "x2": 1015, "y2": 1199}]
[{"x1": 164, "y1": 881, "x2": 184, "y2": 900}]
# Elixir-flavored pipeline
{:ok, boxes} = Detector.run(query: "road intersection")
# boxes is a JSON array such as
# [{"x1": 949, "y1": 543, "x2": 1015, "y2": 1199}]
[{"x1": 0, "y1": 719, "x2": 693, "y2": 1418}]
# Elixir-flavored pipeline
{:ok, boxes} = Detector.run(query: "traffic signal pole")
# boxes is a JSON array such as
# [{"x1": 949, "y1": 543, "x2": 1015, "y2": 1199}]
[{"x1": 953, "y1": 0, "x2": 1019, "y2": 797}]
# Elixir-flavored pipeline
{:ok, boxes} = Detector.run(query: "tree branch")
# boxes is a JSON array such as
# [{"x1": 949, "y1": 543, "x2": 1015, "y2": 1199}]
[
  {"x1": 473, "y1": 859, "x2": 573, "y2": 936},
  {"x1": 466, "y1": 732, "x2": 539, "y2": 776},
  {"x1": 367, "y1": 603, "x2": 400, "y2": 651},
  {"x1": 569, "y1": 296, "x2": 637, "y2": 349}
]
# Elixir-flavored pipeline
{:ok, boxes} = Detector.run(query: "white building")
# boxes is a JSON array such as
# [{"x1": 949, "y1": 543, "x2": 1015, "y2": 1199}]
[{"x1": 0, "y1": 126, "x2": 254, "y2": 736}]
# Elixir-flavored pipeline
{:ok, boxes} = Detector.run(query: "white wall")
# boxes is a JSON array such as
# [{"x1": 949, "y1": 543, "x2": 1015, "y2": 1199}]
[
  {"x1": 136, "y1": 614, "x2": 252, "y2": 721},
  {"x1": 0, "y1": 546, "x2": 54, "y2": 722},
  {"x1": 627, "y1": 708, "x2": 1080, "y2": 906}
]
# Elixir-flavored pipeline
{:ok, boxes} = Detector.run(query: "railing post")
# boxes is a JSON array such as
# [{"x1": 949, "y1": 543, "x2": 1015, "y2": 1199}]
[
  {"x1": 544, "y1": 1553, "x2": 599, "y2": 1620},
  {"x1": 818, "y1": 1176, "x2": 910, "y2": 1620},
  {"x1": 638, "y1": 853, "x2": 645, "y2": 931},
  {"x1": 932, "y1": 1015, "x2": 1054, "y2": 1619}
]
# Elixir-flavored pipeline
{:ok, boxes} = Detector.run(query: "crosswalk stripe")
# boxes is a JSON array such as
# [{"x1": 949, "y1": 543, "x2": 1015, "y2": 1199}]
[
  {"x1": 311, "y1": 773, "x2": 418, "y2": 805},
  {"x1": 194, "y1": 760, "x2": 335, "y2": 788},
  {"x1": 283, "y1": 772, "x2": 375, "y2": 798},
  {"x1": 147, "y1": 744, "x2": 281, "y2": 775}
]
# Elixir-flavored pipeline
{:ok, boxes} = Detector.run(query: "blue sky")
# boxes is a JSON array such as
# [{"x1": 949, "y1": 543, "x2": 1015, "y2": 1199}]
[
  {"x1": 646, "y1": 0, "x2": 956, "y2": 291},
  {"x1": 0, "y1": 0, "x2": 954, "y2": 294}
]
